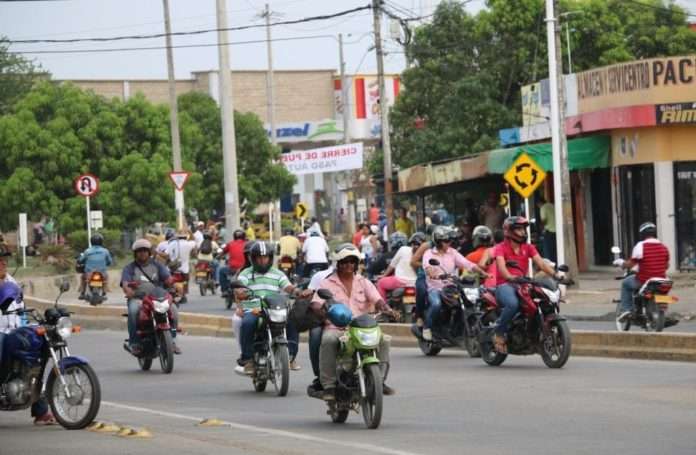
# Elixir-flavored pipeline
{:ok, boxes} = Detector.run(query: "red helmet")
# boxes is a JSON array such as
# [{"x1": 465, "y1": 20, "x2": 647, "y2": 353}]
[{"x1": 503, "y1": 216, "x2": 529, "y2": 243}]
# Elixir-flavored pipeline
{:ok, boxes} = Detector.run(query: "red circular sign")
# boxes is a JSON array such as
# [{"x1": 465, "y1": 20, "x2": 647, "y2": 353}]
[{"x1": 74, "y1": 174, "x2": 99, "y2": 197}]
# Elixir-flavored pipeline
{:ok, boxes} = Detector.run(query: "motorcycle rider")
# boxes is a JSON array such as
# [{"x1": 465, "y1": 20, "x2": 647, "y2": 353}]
[
  {"x1": 219, "y1": 229, "x2": 247, "y2": 295},
  {"x1": 302, "y1": 230, "x2": 330, "y2": 278},
  {"x1": 121, "y1": 239, "x2": 181, "y2": 355},
  {"x1": 165, "y1": 229, "x2": 197, "y2": 304},
  {"x1": 278, "y1": 228, "x2": 302, "y2": 272},
  {"x1": 409, "y1": 231, "x2": 432, "y2": 328},
  {"x1": 155, "y1": 228, "x2": 175, "y2": 264},
  {"x1": 614, "y1": 221, "x2": 670, "y2": 321},
  {"x1": 234, "y1": 241, "x2": 311, "y2": 374},
  {"x1": 193, "y1": 221, "x2": 205, "y2": 249},
  {"x1": 0, "y1": 250, "x2": 57, "y2": 425},
  {"x1": 493, "y1": 216, "x2": 559, "y2": 354},
  {"x1": 196, "y1": 230, "x2": 220, "y2": 286},
  {"x1": 465, "y1": 225, "x2": 493, "y2": 265},
  {"x1": 422, "y1": 226, "x2": 489, "y2": 341},
  {"x1": 375, "y1": 232, "x2": 416, "y2": 300},
  {"x1": 77, "y1": 233, "x2": 114, "y2": 299},
  {"x1": 309, "y1": 243, "x2": 399, "y2": 400}
]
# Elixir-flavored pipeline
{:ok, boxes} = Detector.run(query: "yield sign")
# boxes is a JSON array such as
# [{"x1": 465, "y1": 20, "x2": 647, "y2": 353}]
[
  {"x1": 503, "y1": 152, "x2": 546, "y2": 199},
  {"x1": 169, "y1": 171, "x2": 190, "y2": 191}
]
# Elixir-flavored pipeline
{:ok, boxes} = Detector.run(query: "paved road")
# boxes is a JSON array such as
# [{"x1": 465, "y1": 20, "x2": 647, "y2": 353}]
[{"x1": 2, "y1": 330, "x2": 694, "y2": 454}]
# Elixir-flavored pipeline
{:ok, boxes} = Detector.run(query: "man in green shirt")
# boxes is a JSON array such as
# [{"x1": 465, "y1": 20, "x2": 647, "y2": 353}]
[{"x1": 539, "y1": 194, "x2": 557, "y2": 263}]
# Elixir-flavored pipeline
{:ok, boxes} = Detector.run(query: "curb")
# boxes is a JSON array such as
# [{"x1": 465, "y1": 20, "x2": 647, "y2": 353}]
[{"x1": 24, "y1": 297, "x2": 696, "y2": 362}]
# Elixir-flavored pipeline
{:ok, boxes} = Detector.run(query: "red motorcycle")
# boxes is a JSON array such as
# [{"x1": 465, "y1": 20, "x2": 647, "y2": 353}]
[
  {"x1": 169, "y1": 267, "x2": 188, "y2": 306},
  {"x1": 123, "y1": 282, "x2": 176, "y2": 374},
  {"x1": 479, "y1": 263, "x2": 573, "y2": 368},
  {"x1": 195, "y1": 260, "x2": 216, "y2": 297}
]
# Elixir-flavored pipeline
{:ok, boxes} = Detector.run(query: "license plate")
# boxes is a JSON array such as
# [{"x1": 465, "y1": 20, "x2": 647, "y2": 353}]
[
  {"x1": 654, "y1": 295, "x2": 674, "y2": 304},
  {"x1": 196, "y1": 272, "x2": 207, "y2": 277},
  {"x1": 403, "y1": 296, "x2": 416, "y2": 304},
  {"x1": 89, "y1": 281, "x2": 103, "y2": 287}
]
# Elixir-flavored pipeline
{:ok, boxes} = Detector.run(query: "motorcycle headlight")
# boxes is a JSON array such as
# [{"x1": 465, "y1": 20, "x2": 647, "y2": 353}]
[
  {"x1": 463, "y1": 288, "x2": 480, "y2": 302},
  {"x1": 153, "y1": 299, "x2": 170, "y2": 314},
  {"x1": 542, "y1": 288, "x2": 560, "y2": 303},
  {"x1": 356, "y1": 330, "x2": 380, "y2": 347},
  {"x1": 268, "y1": 308, "x2": 287, "y2": 323},
  {"x1": 56, "y1": 316, "x2": 73, "y2": 339}
]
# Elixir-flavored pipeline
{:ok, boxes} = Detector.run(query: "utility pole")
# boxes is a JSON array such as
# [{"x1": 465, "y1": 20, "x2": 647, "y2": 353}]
[
  {"x1": 339, "y1": 33, "x2": 350, "y2": 144},
  {"x1": 546, "y1": 0, "x2": 579, "y2": 279},
  {"x1": 372, "y1": 0, "x2": 394, "y2": 231},
  {"x1": 162, "y1": 0, "x2": 185, "y2": 230},
  {"x1": 263, "y1": 3, "x2": 282, "y2": 242},
  {"x1": 216, "y1": 0, "x2": 241, "y2": 231}
]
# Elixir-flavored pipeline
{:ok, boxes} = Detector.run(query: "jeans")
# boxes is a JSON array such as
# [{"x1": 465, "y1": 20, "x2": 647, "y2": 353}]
[
  {"x1": 239, "y1": 312, "x2": 299, "y2": 361},
  {"x1": 425, "y1": 289, "x2": 443, "y2": 330},
  {"x1": 286, "y1": 320, "x2": 299, "y2": 360},
  {"x1": 218, "y1": 266, "x2": 238, "y2": 293},
  {"x1": 415, "y1": 272, "x2": 428, "y2": 319},
  {"x1": 620, "y1": 274, "x2": 641, "y2": 313},
  {"x1": 304, "y1": 262, "x2": 328, "y2": 279},
  {"x1": 543, "y1": 231, "x2": 557, "y2": 264},
  {"x1": 319, "y1": 328, "x2": 390, "y2": 389},
  {"x1": 494, "y1": 284, "x2": 519, "y2": 336},
  {"x1": 308, "y1": 326, "x2": 323, "y2": 377},
  {"x1": 127, "y1": 298, "x2": 178, "y2": 346}
]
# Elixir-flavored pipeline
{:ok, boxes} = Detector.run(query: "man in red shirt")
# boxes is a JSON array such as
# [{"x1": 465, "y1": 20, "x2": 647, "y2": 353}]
[
  {"x1": 493, "y1": 216, "x2": 558, "y2": 354},
  {"x1": 219, "y1": 229, "x2": 247, "y2": 295},
  {"x1": 352, "y1": 223, "x2": 368, "y2": 247},
  {"x1": 614, "y1": 222, "x2": 670, "y2": 320},
  {"x1": 368, "y1": 203, "x2": 380, "y2": 226}
]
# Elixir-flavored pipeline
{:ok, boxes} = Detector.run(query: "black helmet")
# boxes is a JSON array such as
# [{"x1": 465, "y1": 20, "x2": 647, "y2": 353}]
[
  {"x1": 165, "y1": 228, "x2": 175, "y2": 241},
  {"x1": 203, "y1": 230, "x2": 212, "y2": 240},
  {"x1": 389, "y1": 232, "x2": 408, "y2": 251},
  {"x1": 639, "y1": 222, "x2": 657, "y2": 240},
  {"x1": 503, "y1": 216, "x2": 529, "y2": 243},
  {"x1": 233, "y1": 229, "x2": 246, "y2": 240},
  {"x1": 408, "y1": 232, "x2": 426, "y2": 246},
  {"x1": 283, "y1": 228, "x2": 294, "y2": 236},
  {"x1": 90, "y1": 233, "x2": 104, "y2": 246},
  {"x1": 249, "y1": 241, "x2": 274, "y2": 274}
]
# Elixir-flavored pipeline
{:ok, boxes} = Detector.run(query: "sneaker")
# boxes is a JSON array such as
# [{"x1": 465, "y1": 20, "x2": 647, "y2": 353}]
[
  {"x1": 243, "y1": 361, "x2": 255, "y2": 375},
  {"x1": 289, "y1": 360, "x2": 301, "y2": 371},
  {"x1": 34, "y1": 412, "x2": 57, "y2": 426},
  {"x1": 321, "y1": 387, "x2": 336, "y2": 401},
  {"x1": 422, "y1": 328, "x2": 432, "y2": 341},
  {"x1": 307, "y1": 378, "x2": 323, "y2": 397},
  {"x1": 617, "y1": 311, "x2": 631, "y2": 322},
  {"x1": 124, "y1": 342, "x2": 142, "y2": 356},
  {"x1": 382, "y1": 383, "x2": 396, "y2": 396}
]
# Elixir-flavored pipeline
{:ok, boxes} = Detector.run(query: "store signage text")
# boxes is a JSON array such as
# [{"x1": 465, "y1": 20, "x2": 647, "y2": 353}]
[
  {"x1": 656, "y1": 102, "x2": 696, "y2": 124},
  {"x1": 281, "y1": 142, "x2": 363, "y2": 176}
]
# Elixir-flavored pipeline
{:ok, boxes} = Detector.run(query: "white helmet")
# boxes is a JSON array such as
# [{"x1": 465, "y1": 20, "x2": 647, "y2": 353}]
[
  {"x1": 132, "y1": 238, "x2": 152, "y2": 251},
  {"x1": 332, "y1": 243, "x2": 364, "y2": 262}
]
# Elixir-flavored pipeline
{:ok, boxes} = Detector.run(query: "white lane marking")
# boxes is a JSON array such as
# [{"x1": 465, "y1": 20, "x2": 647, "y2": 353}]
[{"x1": 103, "y1": 401, "x2": 419, "y2": 455}]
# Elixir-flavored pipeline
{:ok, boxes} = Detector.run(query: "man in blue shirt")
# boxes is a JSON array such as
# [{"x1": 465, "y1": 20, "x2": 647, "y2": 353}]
[{"x1": 77, "y1": 234, "x2": 113, "y2": 299}]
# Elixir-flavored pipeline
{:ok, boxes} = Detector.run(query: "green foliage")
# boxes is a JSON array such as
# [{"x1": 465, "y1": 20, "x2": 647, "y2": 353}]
[
  {"x1": 38, "y1": 244, "x2": 75, "y2": 273},
  {"x1": 390, "y1": 0, "x2": 696, "y2": 168},
  {"x1": 65, "y1": 229, "x2": 123, "y2": 255},
  {"x1": 0, "y1": 37, "x2": 46, "y2": 115}
]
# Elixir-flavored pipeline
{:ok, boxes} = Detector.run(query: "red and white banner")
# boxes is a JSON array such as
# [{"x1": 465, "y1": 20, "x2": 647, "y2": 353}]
[{"x1": 281, "y1": 142, "x2": 363, "y2": 176}]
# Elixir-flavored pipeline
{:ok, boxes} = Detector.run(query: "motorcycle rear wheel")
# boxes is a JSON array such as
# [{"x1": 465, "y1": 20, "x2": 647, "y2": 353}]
[
  {"x1": 540, "y1": 320, "x2": 572, "y2": 369},
  {"x1": 138, "y1": 356, "x2": 153, "y2": 371},
  {"x1": 646, "y1": 301, "x2": 665, "y2": 332},
  {"x1": 253, "y1": 376, "x2": 268, "y2": 392},
  {"x1": 480, "y1": 331, "x2": 507, "y2": 366},
  {"x1": 360, "y1": 363, "x2": 383, "y2": 430},
  {"x1": 199, "y1": 284, "x2": 207, "y2": 297},
  {"x1": 331, "y1": 409, "x2": 349, "y2": 423},
  {"x1": 464, "y1": 336, "x2": 481, "y2": 358},
  {"x1": 418, "y1": 339, "x2": 442, "y2": 356},
  {"x1": 47, "y1": 363, "x2": 101, "y2": 430},
  {"x1": 158, "y1": 331, "x2": 175, "y2": 374},
  {"x1": 272, "y1": 344, "x2": 290, "y2": 397}
]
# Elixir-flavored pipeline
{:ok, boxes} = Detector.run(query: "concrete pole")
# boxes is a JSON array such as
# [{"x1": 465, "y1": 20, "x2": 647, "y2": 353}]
[
  {"x1": 162, "y1": 0, "x2": 185, "y2": 230},
  {"x1": 339, "y1": 33, "x2": 350, "y2": 144},
  {"x1": 264, "y1": 3, "x2": 282, "y2": 242},
  {"x1": 372, "y1": 0, "x2": 394, "y2": 232},
  {"x1": 216, "y1": 0, "x2": 241, "y2": 230}
]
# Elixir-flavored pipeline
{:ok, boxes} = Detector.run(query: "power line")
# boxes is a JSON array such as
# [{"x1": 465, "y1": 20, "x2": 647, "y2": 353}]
[{"x1": 5, "y1": 4, "x2": 373, "y2": 44}]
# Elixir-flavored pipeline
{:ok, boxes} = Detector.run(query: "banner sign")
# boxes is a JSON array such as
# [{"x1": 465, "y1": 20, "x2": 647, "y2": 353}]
[
  {"x1": 281, "y1": 142, "x2": 363, "y2": 176},
  {"x1": 656, "y1": 102, "x2": 696, "y2": 124}
]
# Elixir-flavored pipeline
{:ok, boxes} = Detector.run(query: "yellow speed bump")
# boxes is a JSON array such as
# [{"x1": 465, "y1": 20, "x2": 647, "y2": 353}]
[
  {"x1": 88, "y1": 421, "x2": 122, "y2": 433},
  {"x1": 198, "y1": 418, "x2": 226, "y2": 427},
  {"x1": 117, "y1": 427, "x2": 153, "y2": 438}
]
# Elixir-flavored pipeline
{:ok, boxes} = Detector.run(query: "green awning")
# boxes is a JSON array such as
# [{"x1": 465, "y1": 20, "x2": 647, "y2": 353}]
[{"x1": 487, "y1": 135, "x2": 611, "y2": 174}]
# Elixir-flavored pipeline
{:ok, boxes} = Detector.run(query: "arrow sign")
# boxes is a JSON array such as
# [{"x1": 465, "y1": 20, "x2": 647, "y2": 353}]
[
  {"x1": 295, "y1": 202, "x2": 308, "y2": 219},
  {"x1": 169, "y1": 172, "x2": 190, "y2": 191}
]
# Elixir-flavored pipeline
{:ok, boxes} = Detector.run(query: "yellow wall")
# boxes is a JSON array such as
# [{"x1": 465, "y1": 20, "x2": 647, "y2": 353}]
[{"x1": 611, "y1": 125, "x2": 696, "y2": 166}]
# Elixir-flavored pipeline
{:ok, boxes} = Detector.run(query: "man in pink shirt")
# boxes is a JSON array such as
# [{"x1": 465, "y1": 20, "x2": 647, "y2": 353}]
[
  {"x1": 422, "y1": 227, "x2": 488, "y2": 341},
  {"x1": 310, "y1": 243, "x2": 398, "y2": 400}
]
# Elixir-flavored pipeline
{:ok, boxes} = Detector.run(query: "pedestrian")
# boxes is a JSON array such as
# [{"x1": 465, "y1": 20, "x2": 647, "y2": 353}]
[
  {"x1": 352, "y1": 223, "x2": 367, "y2": 247},
  {"x1": 539, "y1": 194, "x2": 557, "y2": 264},
  {"x1": 395, "y1": 208, "x2": 415, "y2": 237},
  {"x1": 369, "y1": 202, "x2": 380, "y2": 226},
  {"x1": 479, "y1": 192, "x2": 506, "y2": 232}
]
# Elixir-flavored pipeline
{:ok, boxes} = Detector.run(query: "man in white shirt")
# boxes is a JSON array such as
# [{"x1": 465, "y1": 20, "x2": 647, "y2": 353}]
[
  {"x1": 193, "y1": 221, "x2": 205, "y2": 249},
  {"x1": 166, "y1": 230, "x2": 198, "y2": 275},
  {"x1": 376, "y1": 239, "x2": 418, "y2": 300},
  {"x1": 306, "y1": 217, "x2": 325, "y2": 238},
  {"x1": 302, "y1": 231, "x2": 329, "y2": 278}
]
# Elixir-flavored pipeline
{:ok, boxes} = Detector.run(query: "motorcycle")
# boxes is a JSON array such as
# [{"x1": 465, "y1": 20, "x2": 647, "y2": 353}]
[
  {"x1": 195, "y1": 260, "x2": 216, "y2": 297},
  {"x1": 1, "y1": 279, "x2": 101, "y2": 429},
  {"x1": 382, "y1": 285, "x2": 417, "y2": 323},
  {"x1": 168, "y1": 265, "x2": 188, "y2": 306},
  {"x1": 410, "y1": 260, "x2": 482, "y2": 358},
  {"x1": 308, "y1": 289, "x2": 385, "y2": 429},
  {"x1": 479, "y1": 262, "x2": 573, "y2": 368},
  {"x1": 230, "y1": 281, "x2": 291, "y2": 397},
  {"x1": 278, "y1": 255, "x2": 296, "y2": 280},
  {"x1": 611, "y1": 246, "x2": 677, "y2": 332},
  {"x1": 84, "y1": 271, "x2": 107, "y2": 306},
  {"x1": 122, "y1": 282, "x2": 176, "y2": 374}
]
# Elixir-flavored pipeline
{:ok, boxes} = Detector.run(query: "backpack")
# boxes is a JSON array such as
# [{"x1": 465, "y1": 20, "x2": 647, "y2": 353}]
[{"x1": 199, "y1": 239, "x2": 213, "y2": 255}]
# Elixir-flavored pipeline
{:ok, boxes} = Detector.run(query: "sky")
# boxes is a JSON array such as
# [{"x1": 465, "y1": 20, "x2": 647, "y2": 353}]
[{"x1": 1, "y1": 0, "x2": 695, "y2": 81}]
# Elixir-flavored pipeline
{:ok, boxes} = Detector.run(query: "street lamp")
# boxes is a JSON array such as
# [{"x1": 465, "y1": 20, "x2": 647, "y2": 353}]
[{"x1": 559, "y1": 10, "x2": 583, "y2": 74}]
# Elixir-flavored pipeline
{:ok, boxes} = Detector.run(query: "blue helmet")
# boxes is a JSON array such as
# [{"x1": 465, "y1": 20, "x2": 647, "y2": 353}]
[
  {"x1": 0, "y1": 281, "x2": 22, "y2": 313},
  {"x1": 327, "y1": 303, "x2": 353, "y2": 328}
]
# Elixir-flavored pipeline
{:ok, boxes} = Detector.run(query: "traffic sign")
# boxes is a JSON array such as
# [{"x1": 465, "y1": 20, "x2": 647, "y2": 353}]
[
  {"x1": 169, "y1": 171, "x2": 190, "y2": 191},
  {"x1": 295, "y1": 202, "x2": 308, "y2": 219},
  {"x1": 503, "y1": 153, "x2": 546, "y2": 199},
  {"x1": 74, "y1": 174, "x2": 99, "y2": 197}
]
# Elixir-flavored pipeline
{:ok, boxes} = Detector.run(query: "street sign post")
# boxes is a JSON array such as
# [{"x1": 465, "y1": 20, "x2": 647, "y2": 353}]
[
  {"x1": 168, "y1": 172, "x2": 190, "y2": 230},
  {"x1": 295, "y1": 202, "x2": 308, "y2": 231},
  {"x1": 90, "y1": 210, "x2": 103, "y2": 230},
  {"x1": 503, "y1": 153, "x2": 547, "y2": 277},
  {"x1": 18, "y1": 213, "x2": 27, "y2": 268},
  {"x1": 74, "y1": 174, "x2": 100, "y2": 247}
]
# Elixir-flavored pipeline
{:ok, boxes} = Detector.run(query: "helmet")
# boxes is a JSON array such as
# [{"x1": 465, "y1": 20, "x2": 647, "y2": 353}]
[
  {"x1": 0, "y1": 281, "x2": 22, "y2": 311},
  {"x1": 472, "y1": 225, "x2": 493, "y2": 248},
  {"x1": 176, "y1": 229, "x2": 189, "y2": 239},
  {"x1": 503, "y1": 216, "x2": 529, "y2": 243},
  {"x1": 639, "y1": 222, "x2": 657, "y2": 240},
  {"x1": 233, "y1": 229, "x2": 246, "y2": 240},
  {"x1": 284, "y1": 229, "x2": 294, "y2": 236},
  {"x1": 409, "y1": 232, "x2": 426, "y2": 246},
  {"x1": 389, "y1": 232, "x2": 408, "y2": 251},
  {"x1": 249, "y1": 241, "x2": 274, "y2": 274},
  {"x1": 432, "y1": 226, "x2": 450, "y2": 243},
  {"x1": 164, "y1": 228, "x2": 175, "y2": 241},
  {"x1": 333, "y1": 243, "x2": 363, "y2": 263},
  {"x1": 327, "y1": 303, "x2": 353, "y2": 328},
  {"x1": 203, "y1": 230, "x2": 212, "y2": 240},
  {"x1": 132, "y1": 238, "x2": 152, "y2": 252},
  {"x1": 90, "y1": 233, "x2": 104, "y2": 246}
]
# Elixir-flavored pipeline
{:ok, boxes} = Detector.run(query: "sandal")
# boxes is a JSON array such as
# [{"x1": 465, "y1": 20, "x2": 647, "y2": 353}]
[{"x1": 493, "y1": 334, "x2": 508, "y2": 354}]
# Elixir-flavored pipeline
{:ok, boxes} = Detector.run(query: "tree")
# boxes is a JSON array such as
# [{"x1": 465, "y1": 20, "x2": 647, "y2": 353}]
[{"x1": 0, "y1": 37, "x2": 46, "y2": 115}]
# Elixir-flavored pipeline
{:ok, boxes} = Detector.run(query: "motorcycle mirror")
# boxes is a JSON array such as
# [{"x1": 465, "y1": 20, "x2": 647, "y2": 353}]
[
  {"x1": 557, "y1": 264, "x2": 569, "y2": 273},
  {"x1": 428, "y1": 259, "x2": 440, "y2": 266},
  {"x1": 611, "y1": 246, "x2": 621, "y2": 255},
  {"x1": 56, "y1": 277, "x2": 70, "y2": 293},
  {"x1": 317, "y1": 288, "x2": 333, "y2": 300}
]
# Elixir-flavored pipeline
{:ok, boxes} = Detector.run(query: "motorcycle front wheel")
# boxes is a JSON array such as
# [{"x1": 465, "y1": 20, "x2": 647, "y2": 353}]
[
  {"x1": 271, "y1": 344, "x2": 290, "y2": 397},
  {"x1": 138, "y1": 356, "x2": 153, "y2": 371},
  {"x1": 360, "y1": 363, "x2": 383, "y2": 430},
  {"x1": 47, "y1": 363, "x2": 101, "y2": 430},
  {"x1": 479, "y1": 331, "x2": 507, "y2": 366},
  {"x1": 540, "y1": 320, "x2": 572, "y2": 368},
  {"x1": 158, "y1": 330, "x2": 175, "y2": 374}
]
